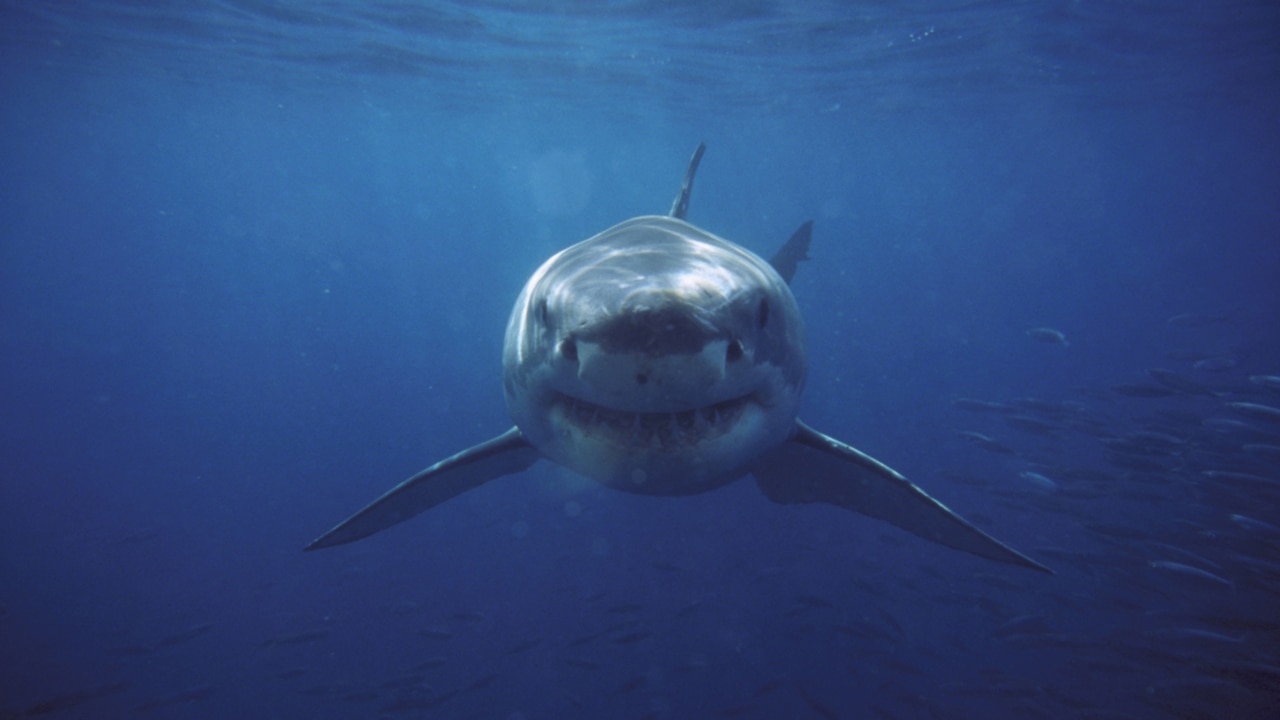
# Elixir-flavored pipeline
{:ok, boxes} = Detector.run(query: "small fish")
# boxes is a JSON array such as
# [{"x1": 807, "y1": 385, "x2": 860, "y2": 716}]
[
  {"x1": 1227, "y1": 401, "x2": 1280, "y2": 424},
  {"x1": 1018, "y1": 471, "x2": 1059, "y2": 491},
  {"x1": 1146, "y1": 368, "x2": 1216, "y2": 396},
  {"x1": 1146, "y1": 542, "x2": 1221, "y2": 570},
  {"x1": 1192, "y1": 356, "x2": 1238, "y2": 371},
  {"x1": 1099, "y1": 438, "x2": 1166, "y2": 457},
  {"x1": 1012, "y1": 396, "x2": 1073, "y2": 414},
  {"x1": 1203, "y1": 470, "x2": 1279, "y2": 487},
  {"x1": 1250, "y1": 374, "x2": 1280, "y2": 391},
  {"x1": 1243, "y1": 443, "x2": 1280, "y2": 460},
  {"x1": 1167, "y1": 312, "x2": 1229, "y2": 327},
  {"x1": 992, "y1": 614, "x2": 1052, "y2": 639},
  {"x1": 467, "y1": 673, "x2": 499, "y2": 691},
  {"x1": 958, "y1": 431, "x2": 1016, "y2": 455},
  {"x1": 1026, "y1": 327, "x2": 1069, "y2": 346},
  {"x1": 1150, "y1": 560, "x2": 1233, "y2": 587},
  {"x1": 1003, "y1": 414, "x2": 1060, "y2": 435},
  {"x1": 419, "y1": 628, "x2": 454, "y2": 640},
  {"x1": 675, "y1": 656, "x2": 709, "y2": 673},
  {"x1": 1125, "y1": 430, "x2": 1186, "y2": 449},
  {"x1": 1144, "y1": 627, "x2": 1243, "y2": 643},
  {"x1": 1230, "y1": 514, "x2": 1280, "y2": 535},
  {"x1": 953, "y1": 398, "x2": 1011, "y2": 413},
  {"x1": 1202, "y1": 418, "x2": 1273, "y2": 439}
]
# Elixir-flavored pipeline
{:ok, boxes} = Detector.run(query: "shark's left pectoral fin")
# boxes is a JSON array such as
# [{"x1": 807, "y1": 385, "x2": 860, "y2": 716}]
[
  {"x1": 305, "y1": 428, "x2": 540, "y2": 551},
  {"x1": 754, "y1": 420, "x2": 1052, "y2": 573}
]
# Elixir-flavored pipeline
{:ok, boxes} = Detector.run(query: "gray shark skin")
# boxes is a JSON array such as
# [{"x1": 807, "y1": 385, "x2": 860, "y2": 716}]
[{"x1": 306, "y1": 144, "x2": 1050, "y2": 574}]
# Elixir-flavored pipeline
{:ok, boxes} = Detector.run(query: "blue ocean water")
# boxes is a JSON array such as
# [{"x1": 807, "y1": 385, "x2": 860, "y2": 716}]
[{"x1": 2, "y1": 1, "x2": 1279, "y2": 718}]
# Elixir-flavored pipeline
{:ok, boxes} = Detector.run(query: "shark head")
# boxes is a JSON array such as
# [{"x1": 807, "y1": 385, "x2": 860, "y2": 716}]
[{"x1": 503, "y1": 215, "x2": 806, "y2": 495}]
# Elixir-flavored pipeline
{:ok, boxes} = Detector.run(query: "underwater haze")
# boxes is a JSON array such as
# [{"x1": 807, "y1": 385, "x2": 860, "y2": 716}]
[{"x1": 2, "y1": 1, "x2": 1280, "y2": 718}]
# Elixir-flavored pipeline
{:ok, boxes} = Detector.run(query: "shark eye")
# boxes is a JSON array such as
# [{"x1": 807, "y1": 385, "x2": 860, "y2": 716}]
[
  {"x1": 559, "y1": 337, "x2": 578, "y2": 363},
  {"x1": 757, "y1": 299, "x2": 770, "y2": 329},
  {"x1": 726, "y1": 340, "x2": 744, "y2": 363}
]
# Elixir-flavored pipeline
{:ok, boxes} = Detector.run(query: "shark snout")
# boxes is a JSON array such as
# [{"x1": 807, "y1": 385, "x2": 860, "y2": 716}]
[{"x1": 570, "y1": 338, "x2": 732, "y2": 411}]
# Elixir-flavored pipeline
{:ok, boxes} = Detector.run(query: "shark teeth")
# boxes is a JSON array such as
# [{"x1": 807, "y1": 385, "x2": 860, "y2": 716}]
[{"x1": 557, "y1": 395, "x2": 748, "y2": 449}]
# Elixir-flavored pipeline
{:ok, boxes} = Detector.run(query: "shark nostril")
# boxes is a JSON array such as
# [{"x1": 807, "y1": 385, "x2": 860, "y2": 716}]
[{"x1": 560, "y1": 338, "x2": 578, "y2": 363}]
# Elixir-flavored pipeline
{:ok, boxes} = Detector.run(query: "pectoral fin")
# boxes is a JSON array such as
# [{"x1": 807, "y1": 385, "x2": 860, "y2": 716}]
[
  {"x1": 754, "y1": 420, "x2": 1052, "y2": 573},
  {"x1": 305, "y1": 427, "x2": 540, "y2": 551}
]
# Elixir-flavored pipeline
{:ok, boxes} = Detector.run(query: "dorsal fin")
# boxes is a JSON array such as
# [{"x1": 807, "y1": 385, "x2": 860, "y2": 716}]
[
  {"x1": 769, "y1": 220, "x2": 813, "y2": 285},
  {"x1": 667, "y1": 143, "x2": 809, "y2": 286},
  {"x1": 668, "y1": 142, "x2": 706, "y2": 220}
]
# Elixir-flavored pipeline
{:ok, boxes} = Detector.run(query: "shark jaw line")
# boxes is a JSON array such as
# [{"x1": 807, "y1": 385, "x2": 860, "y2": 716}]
[
  {"x1": 549, "y1": 392, "x2": 754, "y2": 451},
  {"x1": 541, "y1": 388, "x2": 780, "y2": 496}
]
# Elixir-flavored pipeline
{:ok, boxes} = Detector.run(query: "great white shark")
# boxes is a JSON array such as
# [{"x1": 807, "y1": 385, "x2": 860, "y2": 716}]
[{"x1": 306, "y1": 144, "x2": 1051, "y2": 574}]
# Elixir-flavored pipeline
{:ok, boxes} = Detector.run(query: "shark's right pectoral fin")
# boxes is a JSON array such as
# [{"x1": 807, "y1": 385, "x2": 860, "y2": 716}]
[
  {"x1": 754, "y1": 420, "x2": 1052, "y2": 573},
  {"x1": 305, "y1": 427, "x2": 540, "y2": 551}
]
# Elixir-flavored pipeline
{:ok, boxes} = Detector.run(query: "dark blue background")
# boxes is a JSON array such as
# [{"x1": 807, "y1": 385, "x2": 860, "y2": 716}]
[{"x1": 2, "y1": 2, "x2": 1278, "y2": 718}]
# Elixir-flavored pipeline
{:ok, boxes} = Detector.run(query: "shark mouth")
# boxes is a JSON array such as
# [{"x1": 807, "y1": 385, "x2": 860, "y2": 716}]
[{"x1": 554, "y1": 394, "x2": 750, "y2": 450}]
